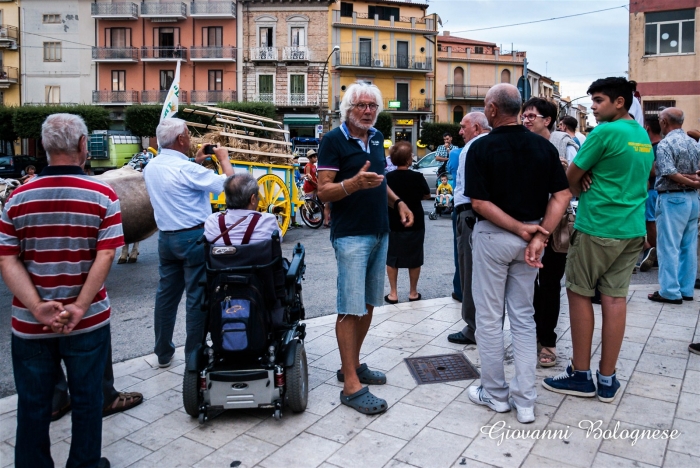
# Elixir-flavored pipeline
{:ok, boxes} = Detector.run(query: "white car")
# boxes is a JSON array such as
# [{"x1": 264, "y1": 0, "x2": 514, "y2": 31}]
[{"x1": 411, "y1": 151, "x2": 453, "y2": 195}]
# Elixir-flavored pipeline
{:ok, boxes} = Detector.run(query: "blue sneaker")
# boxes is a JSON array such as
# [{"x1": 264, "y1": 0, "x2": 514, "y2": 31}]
[
  {"x1": 596, "y1": 370, "x2": 621, "y2": 403},
  {"x1": 542, "y1": 361, "x2": 596, "y2": 397}
]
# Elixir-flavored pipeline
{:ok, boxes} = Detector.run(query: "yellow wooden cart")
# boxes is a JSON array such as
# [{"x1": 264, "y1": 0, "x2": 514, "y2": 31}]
[{"x1": 182, "y1": 106, "x2": 303, "y2": 237}]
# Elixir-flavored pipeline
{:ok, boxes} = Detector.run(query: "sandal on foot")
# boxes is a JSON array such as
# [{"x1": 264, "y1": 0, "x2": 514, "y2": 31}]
[
  {"x1": 337, "y1": 363, "x2": 387, "y2": 385},
  {"x1": 384, "y1": 294, "x2": 398, "y2": 305},
  {"x1": 339, "y1": 387, "x2": 387, "y2": 415},
  {"x1": 103, "y1": 392, "x2": 143, "y2": 417},
  {"x1": 408, "y1": 293, "x2": 422, "y2": 302},
  {"x1": 648, "y1": 291, "x2": 682, "y2": 305},
  {"x1": 538, "y1": 347, "x2": 557, "y2": 367}
]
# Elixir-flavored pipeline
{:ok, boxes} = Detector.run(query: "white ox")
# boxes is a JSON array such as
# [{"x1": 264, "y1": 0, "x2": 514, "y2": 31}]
[{"x1": 95, "y1": 166, "x2": 157, "y2": 263}]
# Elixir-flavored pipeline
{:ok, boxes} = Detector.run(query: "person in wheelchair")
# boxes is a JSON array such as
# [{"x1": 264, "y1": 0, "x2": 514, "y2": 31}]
[{"x1": 204, "y1": 172, "x2": 281, "y2": 245}]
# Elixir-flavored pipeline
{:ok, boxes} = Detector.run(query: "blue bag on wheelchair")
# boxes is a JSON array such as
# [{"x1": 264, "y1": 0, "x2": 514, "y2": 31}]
[{"x1": 220, "y1": 298, "x2": 250, "y2": 351}]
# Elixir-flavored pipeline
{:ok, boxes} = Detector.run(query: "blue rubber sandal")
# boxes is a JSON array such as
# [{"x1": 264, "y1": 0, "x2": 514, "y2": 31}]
[
  {"x1": 336, "y1": 363, "x2": 387, "y2": 385},
  {"x1": 339, "y1": 387, "x2": 387, "y2": 415}
]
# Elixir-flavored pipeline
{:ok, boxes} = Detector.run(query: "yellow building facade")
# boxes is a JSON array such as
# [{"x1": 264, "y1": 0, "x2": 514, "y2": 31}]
[
  {"x1": 0, "y1": 0, "x2": 20, "y2": 106},
  {"x1": 328, "y1": 0, "x2": 437, "y2": 153}
]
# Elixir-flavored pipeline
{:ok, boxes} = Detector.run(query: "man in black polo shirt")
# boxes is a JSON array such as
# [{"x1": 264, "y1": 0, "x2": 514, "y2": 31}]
[
  {"x1": 465, "y1": 83, "x2": 571, "y2": 424},
  {"x1": 317, "y1": 82, "x2": 413, "y2": 415}
]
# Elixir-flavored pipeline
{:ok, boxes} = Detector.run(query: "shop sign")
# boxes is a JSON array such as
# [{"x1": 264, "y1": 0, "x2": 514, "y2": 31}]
[
  {"x1": 388, "y1": 101, "x2": 401, "y2": 108},
  {"x1": 396, "y1": 119, "x2": 414, "y2": 126}
]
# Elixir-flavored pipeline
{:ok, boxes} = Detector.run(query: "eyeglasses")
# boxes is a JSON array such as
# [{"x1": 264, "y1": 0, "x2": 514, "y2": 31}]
[
  {"x1": 353, "y1": 103, "x2": 379, "y2": 111},
  {"x1": 521, "y1": 113, "x2": 544, "y2": 121}
]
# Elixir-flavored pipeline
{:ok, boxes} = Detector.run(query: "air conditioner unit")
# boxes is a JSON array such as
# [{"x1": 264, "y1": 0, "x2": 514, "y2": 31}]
[
  {"x1": 373, "y1": 59, "x2": 384, "y2": 67},
  {"x1": 414, "y1": 62, "x2": 425, "y2": 70}
]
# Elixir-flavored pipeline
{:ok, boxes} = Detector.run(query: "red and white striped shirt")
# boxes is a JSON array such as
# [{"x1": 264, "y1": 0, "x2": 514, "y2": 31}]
[{"x1": 0, "y1": 166, "x2": 124, "y2": 338}]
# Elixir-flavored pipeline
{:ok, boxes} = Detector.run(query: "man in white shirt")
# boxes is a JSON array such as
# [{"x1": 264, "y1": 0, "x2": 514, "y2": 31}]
[
  {"x1": 205, "y1": 172, "x2": 280, "y2": 245},
  {"x1": 144, "y1": 118, "x2": 233, "y2": 367},
  {"x1": 448, "y1": 112, "x2": 491, "y2": 345}
]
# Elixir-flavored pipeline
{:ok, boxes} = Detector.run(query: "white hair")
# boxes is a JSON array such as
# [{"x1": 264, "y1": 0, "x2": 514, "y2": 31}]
[
  {"x1": 339, "y1": 81, "x2": 383, "y2": 124},
  {"x1": 41, "y1": 113, "x2": 88, "y2": 158},
  {"x1": 156, "y1": 118, "x2": 188, "y2": 148},
  {"x1": 466, "y1": 112, "x2": 492, "y2": 131}
]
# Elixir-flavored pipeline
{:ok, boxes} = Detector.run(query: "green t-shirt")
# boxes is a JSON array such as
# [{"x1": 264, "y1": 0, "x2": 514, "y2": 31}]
[{"x1": 573, "y1": 119, "x2": 653, "y2": 239}]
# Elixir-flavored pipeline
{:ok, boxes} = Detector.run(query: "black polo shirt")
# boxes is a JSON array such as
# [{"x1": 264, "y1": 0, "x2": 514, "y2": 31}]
[{"x1": 465, "y1": 125, "x2": 569, "y2": 221}]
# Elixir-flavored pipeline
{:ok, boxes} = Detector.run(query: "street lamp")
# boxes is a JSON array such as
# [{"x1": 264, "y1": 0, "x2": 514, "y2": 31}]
[{"x1": 319, "y1": 45, "x2": 340, "y2": 133}]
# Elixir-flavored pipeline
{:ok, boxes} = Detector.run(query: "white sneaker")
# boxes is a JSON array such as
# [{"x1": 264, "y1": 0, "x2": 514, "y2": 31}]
[
  {"x1": 509, "y1": 397, "x2": 535, "y2": 424},
  {"x1": 467, "y1": 386, "x2": 510, "y2": 413}
]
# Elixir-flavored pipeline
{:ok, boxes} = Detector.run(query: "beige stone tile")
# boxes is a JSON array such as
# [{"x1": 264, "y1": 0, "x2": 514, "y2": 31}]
[
  {"x1": 362, "y1": 347, "x2": 413, "y2": 372},
  {"x1": 48, "y1": 409, "x2": 73, "y2": 443},
  {"x1": 651, "y1": 323, "x2": 696, "y2": 343},
  {"x1": 310, "y1": 351, "x2": 343, "y2": 373},
  {"x1": 49, "y1": 440, "x2": 71, "y2": 467},
  {"x1": 125, "y1": 388, "x2": 183, "y2": 423},
  {"x1": 444, "y1": 378, "x2": 476, "y2": 389},
  {"x1": 534, "y1": 378, "x2": 567, "y2": 408},
  {"x1": 101, "y1": 438, "x2": 152, "y2": 468},
  {"x1": 305, "y1": 335, "x2": 339, "y2": 358},
  {"x1": 259, "y1": 432, "x2": 341, "y2": 468},
  {"x1": 462, "y1": 421, "x2": 538, "y2": 468},
  {"x1": 450, "y1": 458, "x2": 499, "y2": 468},
  {"x1": 306, "y1": 405, "x2": 376, "y2": 444},
  {"x1": 676, "y1": 391, "x2": 700, "y2": 423},
  {"x1": 626, "y1": 313, "x2": 660, "y2": 329},
  {"x1": 183, "y1": 410, "x2": 261, "y2": 449},
  {"x1": 368, "y1": 384, "x2": 410, "y2": 408},
  {"x1": 592, "y1": 452, "x2": 657, "y2": 468},
  {"x1": 407, "y1": 318, "x2": 451, "y2": 337},
  {"x1": 384, "y1": 332, "x2": 435, "y2": 353},
  {"x1": 687, "y1": 353, "x2": 700, "y2": 372},
  {"x1": 429, "y1": 307, "x2": 463, "y2": 324},
  {"x1": 410, "y1": 343, "x2": 465, "y2": 358},
  {"x1": 644, "y1": 336, "x2": 690, "y2": 359},
  {"x1": 521, "y1": 453, "x2": 580, "y2": 468},
  {"x1": 395, "y1": 427, "x2": 470, "y2": 468},
  {"x1": 122, "y1": 369, "x2": 183, "y2": 400},
  {"x1": 192, "y1": 433, "x2": 278, "y2": 468},
  {"x1": 245, "y1": 410, "x2": 321, "y2": 446},
  {"x1": 305, "y1": 325, "x2": 335, "y2": 342},
  {"x1": 126, "y1": 410, "x2": 200, "y2": 451},
  {"x1": 309, "y1": 367, "x2": 336, "y2": 391},
  {"x1": 683, "y1": 370, "x2": 700, "y2": 395},
  {"x1": 389, "y1": 309, "x2": 436, "y2": 325},
  {"x1": 366, "y1": 402, "x2": 437, "y2": 440},
  {"x1": 132, "y1": 436, "x2": 213, "y2": 468},
  {"x1": 367, "y1": 320, "x2": 414, "y2": 339},
  {"x1": 617, "y1": 340, "x2": 646, "y2": 361},
  {"x1": 599, "y1": 422, "x2": 669, "y2": 466},
  {"x1": 667, "y1": 417, "x2": 700, "y2": 457},
  {"x1": 0, "y1": 413, "x2": 15, "y2": 442},
  {"x1": 101, "y1": 413, "x2": 148, "y2": 447},
  {"x1": 0, "y1": 441, "x2": 13, "y2": 468},
  {"x1": 326, "y1": 429, "x2": 406, "y2": 468},
  {"x1": 428, "y1": 400, "x2": 495, "y2": 439},
  {"x1": 383, "y1": 360, "x2": 418, "y2": 390},
  {"x1": 624, "y1": 325, "x2": 653, "y2": 344},
  {"x1": 307, "y1": 383, "x2": 344, "y2": 417},
  {"x1": 129, "y1": 363, "x2": 175, "y2": 381},
  {"x1": 113, "y1": 374, "x2": 143, "y2": 392},
  {"x1": 553, "y1": 396, "x2": 617, "y2": 428},
  {"x1": 615, "y1": 394, "x2": 676, "y2": 430},
  {"x1": 359, "y1": 334, "x2": 392, "y2": 355},
  {"x1": 656, "y1": 310, "x2": 698, "y2": 327},
  {"x1": 428, "y1": 330, "x2": 473, "y2": 352},
  {"x1": 401, "y1": 382, "x2": 464, "y2": 412},
  {"x1": 112, "y1": 357, "x2": 152, "y2": 379},
  {"x1": 663, "y1": 450, "x2": 700, "y2": 467},
  {"x1": 0, "y1": 395, "x2": 16, "y2": 417},
  {"x1": 636, "y1": 353, "x2": 688, "y2": 379},
  {"x1": 626, "y1": 372, "x2": 682, "y2": 404}
]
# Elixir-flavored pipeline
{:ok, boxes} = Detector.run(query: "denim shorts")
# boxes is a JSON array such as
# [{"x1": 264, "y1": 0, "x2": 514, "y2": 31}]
[
  {"x1": 645, "y1": 189, "x2": 658, "y2": 222},
  {"x1": 332, "y1": 233, "x2": 389, "y2": 316}
]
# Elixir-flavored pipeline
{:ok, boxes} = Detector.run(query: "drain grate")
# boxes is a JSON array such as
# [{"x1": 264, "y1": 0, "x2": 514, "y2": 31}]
[{"x1": 404, "y1": 353, "x2": 479, "y2": 385}]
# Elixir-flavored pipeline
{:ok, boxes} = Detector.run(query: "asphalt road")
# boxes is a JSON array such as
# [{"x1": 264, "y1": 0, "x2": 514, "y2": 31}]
[{"x1": 0, "y1": 201, "x2": 663, "y2": 398}]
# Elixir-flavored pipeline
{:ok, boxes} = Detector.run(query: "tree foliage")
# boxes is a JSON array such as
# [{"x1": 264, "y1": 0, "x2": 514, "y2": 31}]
[
  {"x1": 124, "y1": 105, "x2": 162, "y2": 138},
  {"x1": 374, "y1": 112, "x2": 393, "y2": 140},
  {"x1": 12, "y1": 105, "x2": 110, "y2": 139},
  {"x1": 0, "y1": 107, "x2": 17, "y2": 143},
  {"x1": 420, "y1": 122, "x2": 464, "y2": 149}
]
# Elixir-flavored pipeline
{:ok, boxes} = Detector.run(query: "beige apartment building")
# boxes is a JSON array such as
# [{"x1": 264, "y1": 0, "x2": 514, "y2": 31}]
[{"x1": 629, "y1": 0, "x2": 700, "y2": 128}]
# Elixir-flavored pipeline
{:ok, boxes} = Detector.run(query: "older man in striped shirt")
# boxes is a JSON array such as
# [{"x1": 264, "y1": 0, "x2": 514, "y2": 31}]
[{"x1": 0, "y1": 114, "x2": 123, "y2": 468}]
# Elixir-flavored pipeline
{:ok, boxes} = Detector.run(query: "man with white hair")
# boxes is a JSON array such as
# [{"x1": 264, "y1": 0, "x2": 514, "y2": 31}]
[
  {"x1": 0, "y1": 113, "x2": 122, "y2": 467},
  {"x1": 143, "y1": 118, "x2": 233, "y2": 367},
  {"x1": 317, "y1": 81, "x2": 413, "y2": 414}
]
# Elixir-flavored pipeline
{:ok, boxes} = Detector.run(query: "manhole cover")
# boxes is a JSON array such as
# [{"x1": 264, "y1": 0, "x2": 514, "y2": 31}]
[{"x1": 404, "y1": 353, "x2": 479, "y2": 385}]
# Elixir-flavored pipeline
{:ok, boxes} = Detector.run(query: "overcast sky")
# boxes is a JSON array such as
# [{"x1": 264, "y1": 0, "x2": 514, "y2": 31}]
[{"x1": 430, "y1": 0, "x2": 630, "y2": 120}]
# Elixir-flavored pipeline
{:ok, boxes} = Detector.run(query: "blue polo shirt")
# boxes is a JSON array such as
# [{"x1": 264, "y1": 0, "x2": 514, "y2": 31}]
[{"x1": 318, "y1": 124, "x2": 389, "y2": 240}]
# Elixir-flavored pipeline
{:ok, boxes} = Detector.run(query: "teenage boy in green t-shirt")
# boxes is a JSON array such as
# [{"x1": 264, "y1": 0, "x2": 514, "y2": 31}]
[{"x1": 543, "y1": 77, "x2": 653, "y2": 403}]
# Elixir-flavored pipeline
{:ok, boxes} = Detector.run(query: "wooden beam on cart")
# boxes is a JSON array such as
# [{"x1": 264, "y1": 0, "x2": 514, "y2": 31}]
[
  {"x1": 216, "y1": 117, "x2": 289, "y2": 135},
  {"x1": 219, "y1": 131, "x2": 292, "y2": 147},
  {"x1": 204, "y1": 106, "x2": 283, "y2": 126},
  {"x1": 183, "y1": 108, "x2": 269, "y2": 127},
  {"x1": 222, "y1": 146, "x2": 293, "y2": 159},
  {"x1": 185, "y1": 121, "x2": 224, "y2": 131}
]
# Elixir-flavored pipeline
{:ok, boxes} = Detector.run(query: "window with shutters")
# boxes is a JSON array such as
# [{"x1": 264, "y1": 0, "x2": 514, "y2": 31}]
[
  {"x1": 368, "y1": 5, "x2": 400, "y2": 21},
  {"x1": 45, "y1": 86, "x2": 60, "y2": 104},
  {"x1": 43, "y1": 14, "x2": 61, "y2": 24},
  {"x1": 208, "y1": 70, "x2": 223, "y2": 91},
  {"x1": 160, "y1": 70, "x2": 175, "y2": 91},
  {"x1": 105, "y1": 28, "x2": 132, "y2": 48},
  {"x1": 202, "y1": 27, "x2": 223, "y2": 47},
  {"x1": 112, "y1": 71, "x2": 126, "y2": 91}
]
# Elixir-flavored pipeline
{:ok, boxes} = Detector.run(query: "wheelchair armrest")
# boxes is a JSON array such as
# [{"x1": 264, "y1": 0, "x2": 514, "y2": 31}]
[{"x1": 285, "y1": 243, "x2": 305, "y2": 285}]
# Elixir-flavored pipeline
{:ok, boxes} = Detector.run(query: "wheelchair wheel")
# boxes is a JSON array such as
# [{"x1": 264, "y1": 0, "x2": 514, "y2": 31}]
[
  {"x1": 299, "y1": 199, "x2": 324, "y2": 229},
  {"x1": 285, "y1": 342, "x2": 308, "y2": 412},
  {"x1": 183, "y1": 369, "x2": 201, "y2": 418},
  {"x1": 428, "y1": 212, "x2": 438, "y2": 220}
]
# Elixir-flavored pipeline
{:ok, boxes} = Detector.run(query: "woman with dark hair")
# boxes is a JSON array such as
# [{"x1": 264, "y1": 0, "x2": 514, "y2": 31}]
[{"x1": 384, "y1": 141, "x2": 431, "y2": 303}]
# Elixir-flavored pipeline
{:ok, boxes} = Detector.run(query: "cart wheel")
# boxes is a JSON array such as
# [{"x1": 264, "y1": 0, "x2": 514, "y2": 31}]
[
  {"x1": 257, "y1": 174, "x2": 291, "y2": 236},
  {"x1": 285, "y1": 342, "x2": 308, "y2": 413},
  {"x1": 198, "y1": 411, "x2": 206, "y2": 424},
  {"x1": 273, "y1": 409, "x2": 282, "y2": 420},
  {"x1": 299, "y1": 199, "x2": 324, "y2": 229},
  {"x1": 183, "y1": 370, "x2": 201, "y2": 418},
  {"x1": 428, "y1": 213, "x2": 437, "y2": 220}
]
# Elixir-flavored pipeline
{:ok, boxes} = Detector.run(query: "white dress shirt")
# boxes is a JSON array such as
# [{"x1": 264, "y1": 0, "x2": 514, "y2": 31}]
[
  {"x1": 454, "y1": 133, "x2": 487, "y2": 207},
  {"x1": 143, "y1": 148, "x2": 227, "y2": 231},
  {"x1": 204, "y1": 210, "x2": 281, "y2": 245}
]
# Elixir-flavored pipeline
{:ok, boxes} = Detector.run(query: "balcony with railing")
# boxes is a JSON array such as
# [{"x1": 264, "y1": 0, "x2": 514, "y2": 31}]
[
  {"x1": 0, "y1": 25, "x2": 19, "y2": 49},
  {"x1": 190, "y1": 46, "x2": 236, "y2": 61},
  {"x1": 92, "y1": 47, "x2": 140, "y2": 62},
  {"x1": 0, "y1": 66, "x2": 18, "y2": 87},
  {"x1": 141, "y1": 90, "x2": 188, "y2": 104},
  {"x1": 92, "y1": 90, "x2": 140, "y2": 105},
  {"x1": 140, "y1": 2, "x2": 187, "y2": 20},
  {"x1": 249, "y1": 47, "x2": 278, "y2": 61},
  {"x1": 334, "y1": 52, "x2": 431, "y2": 72},
  {"x1": 190, "y1": 1, "x2": 236, "y2": 18},
  {"x1": 437, "y1": 47, "x2": 526, "y2": 64},
  {"x1": 141, "y1": 46, "x2": 187, "y2": 61},
  {"x1": 282, "y1": 46, "x2": 310, "y2": 62},
  {"x1": 331, "y1": 9, "x2": 437, "y2": 34},
  {"x1": 91, "y1": 2, "x2": 139, "y2": 20},
  {"x1": 253, "y1": 93, "x2": 319, "y2": 107},
  {"x1": 190, "y1": 90, "x2": 237, "y2": 104},
  {"x1": 444, "y1": 85, "x2": 491, "y2": 100},
  {"x1": 382, "y1": 97, "x2": 432, "y2": 112}
]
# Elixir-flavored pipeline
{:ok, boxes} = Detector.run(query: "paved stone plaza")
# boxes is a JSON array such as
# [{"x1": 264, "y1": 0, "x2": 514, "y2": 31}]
[{"x1": 1, "y1": 284, "x2": 699, "y2": 468}]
